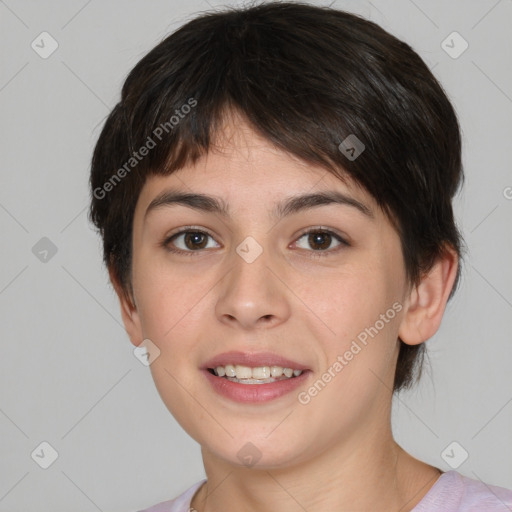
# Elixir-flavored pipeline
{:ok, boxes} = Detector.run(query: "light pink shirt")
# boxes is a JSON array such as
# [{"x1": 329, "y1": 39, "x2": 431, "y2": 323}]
[{"x1": 138, "y1": 471, "x2": 512, "y2": 511}]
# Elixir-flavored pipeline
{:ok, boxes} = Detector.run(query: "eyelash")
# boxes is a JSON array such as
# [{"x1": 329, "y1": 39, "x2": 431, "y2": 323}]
[{"x1": 161, "y1": 225, "x2": 349, "y2": 259}]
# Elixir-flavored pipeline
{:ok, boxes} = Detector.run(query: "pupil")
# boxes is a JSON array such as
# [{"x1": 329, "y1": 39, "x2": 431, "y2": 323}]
[
  {"x1": 186, "y1": 232, "x2": 207, "y2": 250},
  {"x1": 310, "y1": 232, "x2": 330, "y2": 250}
]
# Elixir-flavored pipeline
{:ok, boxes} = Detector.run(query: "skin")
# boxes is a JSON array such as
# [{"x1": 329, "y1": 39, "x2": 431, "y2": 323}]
[{"x1": 114, "y1": 112, "x2": 458, "y2": 511}]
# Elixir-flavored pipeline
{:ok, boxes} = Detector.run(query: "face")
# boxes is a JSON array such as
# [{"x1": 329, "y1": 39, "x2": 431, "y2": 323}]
[{"x1": 124, "y1": 118, "x2": 410, "y2": 469}]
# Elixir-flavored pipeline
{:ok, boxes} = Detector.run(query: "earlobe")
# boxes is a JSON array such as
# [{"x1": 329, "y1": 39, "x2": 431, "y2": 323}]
[
  {"x1": 108, "y1": 267, "x2": 144, "y2": 348},
  {"x1": 398, "y1": 248, "x2": 459, "y2": 346}
]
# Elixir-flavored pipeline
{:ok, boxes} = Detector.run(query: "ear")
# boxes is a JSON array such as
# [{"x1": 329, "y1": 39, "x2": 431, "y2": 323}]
[
  {"x1": 109, "y1": 267, "x2": 143, "y2": 348},
  {"x1": 398, "y1": 247, "x2": 459, "y2": 345}
]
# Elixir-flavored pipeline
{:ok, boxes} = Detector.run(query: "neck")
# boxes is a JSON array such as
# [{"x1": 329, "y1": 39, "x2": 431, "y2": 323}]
[{"x1": 191, "y1": 423, "x2": 441, "y2": 512}]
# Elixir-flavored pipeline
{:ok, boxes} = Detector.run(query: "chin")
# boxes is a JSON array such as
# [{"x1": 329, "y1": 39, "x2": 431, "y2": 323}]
[{"x1": 203, "y1": 436, "x2": 310, "y2": 471}]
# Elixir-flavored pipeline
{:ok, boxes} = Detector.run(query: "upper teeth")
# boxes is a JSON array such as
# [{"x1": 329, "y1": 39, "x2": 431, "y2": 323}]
[{"x1": 213, "y1": 364, "x2": 303, "y2": 379}]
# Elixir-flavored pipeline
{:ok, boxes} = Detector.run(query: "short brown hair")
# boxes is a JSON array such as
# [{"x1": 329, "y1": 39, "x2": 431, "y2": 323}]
[{"x1": 89, "y1": 1, "x2": 464, "y2": 392}]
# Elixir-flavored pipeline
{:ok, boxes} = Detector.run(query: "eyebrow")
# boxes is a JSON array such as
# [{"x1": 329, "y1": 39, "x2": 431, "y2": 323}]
[{"x1": 144, "y1": 188, "x2": 374, "y2": 221}]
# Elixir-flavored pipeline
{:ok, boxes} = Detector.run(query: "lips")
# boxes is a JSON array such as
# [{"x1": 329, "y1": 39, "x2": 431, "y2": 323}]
[
  {"x1": 201, "y1": 350, "x2": 310, "y2": 371},
  {"x1": 202, "y1": 367, "x2": 311, "y2": 403}
]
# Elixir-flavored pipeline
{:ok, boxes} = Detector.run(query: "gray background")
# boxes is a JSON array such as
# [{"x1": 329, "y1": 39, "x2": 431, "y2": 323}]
[{"x1": 1, "y1": 0, "x2": 511, "y2": 510}]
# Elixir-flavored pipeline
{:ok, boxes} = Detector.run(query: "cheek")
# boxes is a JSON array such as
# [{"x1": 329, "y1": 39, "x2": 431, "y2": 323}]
[
  {"x1": 298, "y1": 289, "x2": 401, "y2": 433},
  {"x1": 133, "y1": 262, "x2": 217, "y2": 437},
  {"x1": 298, "y1": 262, "x2": 389, "y2": 342},
  {"x1": 299, "y1": 260, "x2": 402, "y2": 386},
  {"x1": 131, "y1": 254, "x2": 216, "y2": 351}
]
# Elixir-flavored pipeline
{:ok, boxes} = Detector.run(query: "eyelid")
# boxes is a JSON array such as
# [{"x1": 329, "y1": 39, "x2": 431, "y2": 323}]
[
  {"x1": 165, "y1": 225, "x2": 218, "y2": 241},
  {"x1": 293, "y1": 225, "x2": 349, "y2": 244}
]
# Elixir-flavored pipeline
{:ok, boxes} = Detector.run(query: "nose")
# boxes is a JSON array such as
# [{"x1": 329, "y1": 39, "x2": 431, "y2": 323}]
[{"x1": 215, "y1": 243, "x2": 291, "y2": 330}]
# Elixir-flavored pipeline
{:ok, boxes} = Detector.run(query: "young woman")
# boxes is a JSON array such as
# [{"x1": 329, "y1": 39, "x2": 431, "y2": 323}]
[{"x1": 89, "y1": 2, "x2": 512, "y2": 511}]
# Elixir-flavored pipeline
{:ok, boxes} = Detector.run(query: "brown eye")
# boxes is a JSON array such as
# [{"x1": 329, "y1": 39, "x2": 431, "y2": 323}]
[
  {"x1": 294, "y1": 229, "x2": 348, "y2": 255},
  {"x1": 307, "y1": 232, "x2": 333, "y2": 250},
  {"x1": 182, "y1": 232, "x2": 209, "y2": 250},
  {"x1": 165, "y1": 230, "x2": 220, "y2": 254}
]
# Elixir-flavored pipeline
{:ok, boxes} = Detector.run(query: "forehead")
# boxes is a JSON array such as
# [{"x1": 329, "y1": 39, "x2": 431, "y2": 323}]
[{"x1": 138, "y1": 117, "x2": 376, "y2": 214}]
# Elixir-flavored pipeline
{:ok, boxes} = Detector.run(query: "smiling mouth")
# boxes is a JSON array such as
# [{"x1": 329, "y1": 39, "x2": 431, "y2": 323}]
[{"x1": 207, "y1": 364, "x2": 305, "y2": 384}]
